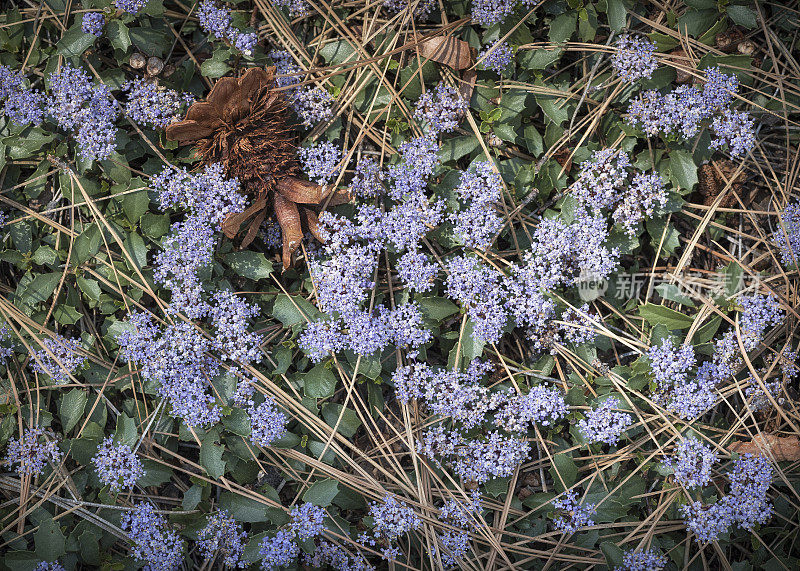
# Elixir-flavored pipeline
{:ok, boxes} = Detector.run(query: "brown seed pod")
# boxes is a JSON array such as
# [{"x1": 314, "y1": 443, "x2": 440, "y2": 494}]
[
  {"x1": 167, "y1": 67, "x2": 338, "y2": 267},
  {"x1": 738, "y1": 39, "x2": 757, "y2": 56},
  {"x1": 669, "y1": 49, "x2": 692, "y2": 84},
  {"x1": 715, "y1": 28, "x2": 745, "y2": 53},
  {"x1": 146, "y1": 57, "x2": 164, "y2": 76},
  {"x1": 129, "y1": 53, "x2": 147, "y2": 69}
]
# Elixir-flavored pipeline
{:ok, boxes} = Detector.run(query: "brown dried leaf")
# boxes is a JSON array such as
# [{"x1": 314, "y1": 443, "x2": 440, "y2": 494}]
[
  {"x1": 418, "y1": 35, "x2": 473, "y2": 70},
  {"x1": 729, "y1": 434, "x2": 800, "y2": 461},
  {"x1": 165, "y1": 120, "x2": 215, "y2": 143},
  {"x1": 274, "y1": 192, "x2": 303, "y2": 268},
  {"x1": 300, "y1": 208, "x2": 325, "y2": 243},
  {"x1": 206, "y1": 75, "x2": 240, "y2": 110},
  {"x1": 221, "y1": 196, "x2": 267, "y2": 239},
  {"x1": 459, "y1": 68, "x2": 477, "y2": 105},
  {"x1": 276, "y1": 177, "x2": 330, "y2": 205}
]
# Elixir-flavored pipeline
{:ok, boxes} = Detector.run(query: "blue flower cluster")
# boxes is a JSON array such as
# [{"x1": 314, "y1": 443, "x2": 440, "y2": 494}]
[
  {"x1": 198, "y1": 510, "x2": 248, "y2": 568},
  {"x1": 396, "y1": 361, "x2": 567, "y2": 483},
  {"x1": 30, "y1": 334, "x2": 87, "y2": 385},
  {"x1": 383, "y1": 0, "x2": 437, "y2": 21},
  {"x1": 114, "y1": 0, "x2": 149, "y2": 14},
  {"x1": 617, "y1": 548, "x2": 668, "y2": 571},
  {"x1": 776, "y1": 202, "x2": 800, "y2": 266},
  {"x1": 451, "y1": 162, "x2": 504, "y2": 250},
  {"x1": 117, "y1": 312, "x2": 222, "y2": 427},
  {"x1": 249, "y1": 398, "x2": 288, "y2": 447},
  {"x1": 151, "y1": 163, "x2": 246, "y2": 316},
  {"x1": 434, "y1": 492, "x2": 481, "y2": 565},
  {"x1": 552, "y1": 490, "x2": 596, "y2": 534},
  {"x1": 298, "y1": 141, "x2": 343, "y2": 185},
  {"x1": 92, "y1": 436, "x2": 145, "y2": 493},
  {"x1": 478, "y1": 42, "x2": 513, "y2": 73},
  {"x1": 572, "y1": 149, "x2": 667, "y2": 236},
  {"x1": 627, "y1": 67, "x2": 755, "y2": 157},
  {"x1": 745, "y1": 377, "x2": 784, "y2": 412},
  {"x1": 739, "y1": 292, "x2": 783, "y2": 350},
  {"x1": 198, "y1": 0, "x2": 258, "y2": 55},
  {"x1": 612, "y1": 35, "x2": 658, "y2": 82},
  {"x1": 472, "y1": 0, "x2": 517, "y2": 26},
  {"x1": 82, "y1": 12, "x2": 105, "y2": 37},
  {"x1": 664, "y1": 436, "x2": 716, "y2": 488},
  {"x1": 414, "y1": 83, "x2": 468, "y2": 134},
  {"x1": 258, "y1": 502, "x2": 326, "y2": 568},
  {"x1": 209, "y1": 290, "x2": 264, "y2": 363},
  {"x1": 360, "y1": 495, "x2": 421, "y2": 560},
  {"x1": 123, "y1": 79, "x2": 195, "y2": 128},
  {"x1": 120, "y1": 503, "x2": 184, "y2": 571},
  {"x1": 271, "y1": 50, "x2": 334, "y2": 126},
  {"x1": 34, "y1": 563, "x2": 66, "y2": 571},
  {"x1": 350, "y1": 156, "x2": 385, "y2": 198},
  {"x1": 680, "y1": 453, "x2": 773, "y2": 542},
  {"x1": 5, "y1": 427, "x2": 63, "y2": 476},
  {"x1": 273, "y1": 0, "x2": 308, "y2": 16},
  {"x1": 46, "y1": 64, "x2": 119, "y2": 161},
  {"x1": 577, "y1": 397, "x2": 632, "y2": 446}
]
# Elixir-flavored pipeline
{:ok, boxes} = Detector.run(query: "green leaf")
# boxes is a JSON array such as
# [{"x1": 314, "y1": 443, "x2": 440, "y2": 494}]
[
  {"x1": 35, "y1": 517, "x2": 66, "y2": 560},
  {"x1": 303, "y1": 479, "x2": 339, "y2": 507},
  {"x1": 668, "y1": 150, "x2": 698, "y2": 190},
  {"x1": 138, "y1": 459, "x2": 173, "y2": 486},
  {"x1": 600, "y1": 541, "x2": 625, "y2": 567},
  {"x1": 320, "y1": 40, "x2": 356, "y2": 65},
  {"x1": 53, "y1": 305, "x2": 82, "y2": 326},
  {"x1": 219, "y1": 491, "x2": 270, "y2": 522},
  {"x1": 77, "y1": 276, "x2": 102, "y2": 302},
  {"x1": 536, "y1": 96, "x2": 570, "y2": 125},
  {"x1": 418, "y1": 297, "x2": 459, "y2": 322},
  {"x1": 115, "y1": 414, "x2": 138, "y2": 447},
  {"x1": 124, "y1": 232, "x2": 147, "y2": 271},
  {"x1": 182, "y1": 485, "x2": 203, "y2": 511},
  {"x1": 638, "y1": 303, "x2": 694, "y2": 330},
  {"x1": 201, "y1": 56, "x2": 232, "y2": 78},
  {"x1": 227, "y1": 251, "x2": 273, "y2": 280},
  {"x1": 200, "y1": 429, "x2": 226, "y2": 479},
  {"x1": 727, "y1": 5, "x2": 758, "y2": 29},
  {"x1": 606, "y1": 0, "x2": 627, "y2": 32},
  {"x1": 122, "y1": 190, "x2": 150, "y2": 224},
  {"x1": 322, "y1": 403, "x2": 362, "y2": 438},
  {"x1": 272, "y1": 294, "x2": 317, "y2": 328},
  {"x1": 550, "y1": 453, "x2": 578, "y2": 492},
  {"x1": 519, "y1": 48, "x2": 564, "y2": 70},
  {"x1": 655, "y1": 283, "x2": 696, "y2": 307},
  {"x1": 57, "y1": 24, "x2": 96, "y2": 57},
  {"x1": 549, "y1": 12, "x2": 577, "y2": 43},
  {"x1": 439, "y1": 136, "x2": 480, "y2": 162},
  {"x1": 59, "y1": 389, "x2": 87, "y2": 434},
  {"x1": 304, "y1": 363, "x2": 337, "y2": 398},
  {"x1": 106, "y1": 20, "x2": 131, "y2": 52}
]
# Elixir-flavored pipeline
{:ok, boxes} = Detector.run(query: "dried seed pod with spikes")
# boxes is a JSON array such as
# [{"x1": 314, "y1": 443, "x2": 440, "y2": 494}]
[{"x1": 166, "y1": 67, "x2": 348, "y2": 267}]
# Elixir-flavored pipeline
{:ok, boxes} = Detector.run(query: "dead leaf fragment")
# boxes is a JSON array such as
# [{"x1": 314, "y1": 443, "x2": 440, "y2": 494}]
[
  {"x1": 418, "y1": 35, "x2": 473, "y2": 70},
  {"x1": 729, "y1": 434, "x2": 800, "y2": 461}
]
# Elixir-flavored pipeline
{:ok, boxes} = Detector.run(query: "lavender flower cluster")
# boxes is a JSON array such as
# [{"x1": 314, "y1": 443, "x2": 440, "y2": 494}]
[
  {"x1": 117, "y1": 312, "x2": 222, "y2": 427},
  {"x1": 299, "y1": 141, "x2": 343, "y2": 185},
  {"x1": 271, "y1": 50, "x2": 334, "y2": 126},
  {"x1": 123, "y1": 79, "x2": 194, "y2": 128},
  {"x1": 46, "y1": 64, "x2": 119, "y2": 161},
  {"x1": 92, "y1": 436, "x2": 145, "y2": 493},
  {"x1": 572, "y1": 149, "x2": 668, "y2": 236},
  {"x1": 359, "y1": 496, "x2": 421, "y2": 560},
  {"x1": 413, "y1": 83, "x2": 468, "y2": 134},
  {"x1": 383, "y1": 0, "x2": 437, "y2": 21},
  {"x1": 664, "y1": 436, "x2": 716, "y2": 488},
  {"x1": 776, "y1": 202, "x2": 800, "y2": 266},
  {"x1": 120, "y1": 503, "x2": 185, "y2": 571},
  {"x1": 198, "y1": 510, "x2": 248, "y2": 568},
  {"x1": 396, "y1": 360, "x2": 567, "y2": 484},
  {"x1": 433, "y1": 492, "x2": 481, "y2": 565},
  {"x1": 451, "y1": 162, "x2": 504, "y2": 250},
  {"x1": 304, "y1": 541, "x2": 374, "y2": 570},
  {"x1": 478, "y1": 42, "x2": 513, "y2": 73},
  {"x1": 0, "y1": 65, "x2": 45, "y2": 126},
  {"x1": 30, "y1": 334, "x2": 87, "y2": 384},
  {"x1": 552, "y1": 490, "x2": 596, "y2": 534},
  {"x1": 114, "y1": 0, "x2": 149, "y2": 14},
  {"x1": 680, "y1": 453, "x2": 773, "y2": 542},
  {"x1": 627, "y1": 67, "x2": 755, "y2": 157},
  {"x1": 259, "y1": 502, "x2": 327, "y2": 568},
  {"x1": 273, "y1": 0, "x2": 309, "y2": 16},
  {"x1": 151, "y1": 163, "x2": 246, "y2": 316},
  {"x1": 612, "y1": 35, "x2": 658, "y2": 82},
  {"x1": 577, "y1": 396, "x2": 633, "y2": 446},
  {"x1": 82, "y1": 12, "x2": 105, "y2": 38},
  {"x1": 5, "y1": 427, "x2": 63, "y2": 476},
  {"x1": 198, "y1": 0, "x2": 258, "y2": 55},
  {"x1": 617, "y1": 548, "x2": 668, "y2": 571}
]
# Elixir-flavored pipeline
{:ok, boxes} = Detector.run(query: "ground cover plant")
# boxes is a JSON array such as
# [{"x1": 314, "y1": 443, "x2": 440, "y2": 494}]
[{"x1": 0, "y1": 0, "x2": 799, "y2": 569}]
